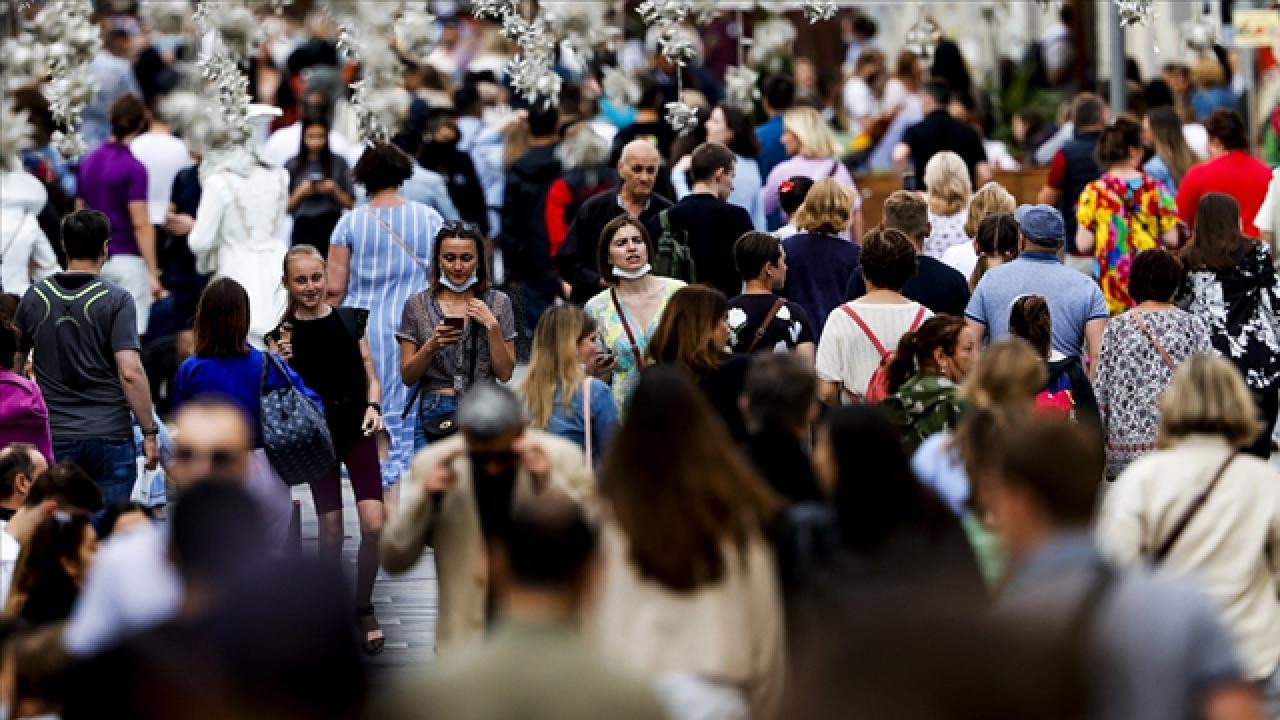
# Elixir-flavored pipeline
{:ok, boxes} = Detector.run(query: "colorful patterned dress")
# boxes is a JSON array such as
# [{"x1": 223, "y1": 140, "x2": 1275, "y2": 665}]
[
  {"x1": 1077, "y1": 173, "x2": 1177, "y2": 316},
  {"x1": 584, "y1": 278, "x2": 685, "y2": 412}
]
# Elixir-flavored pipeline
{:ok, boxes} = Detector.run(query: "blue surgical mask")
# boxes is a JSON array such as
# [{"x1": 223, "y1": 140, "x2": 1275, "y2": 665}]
[{"x1": 440, "y1": 271, "x2": 478, "y2": 293}]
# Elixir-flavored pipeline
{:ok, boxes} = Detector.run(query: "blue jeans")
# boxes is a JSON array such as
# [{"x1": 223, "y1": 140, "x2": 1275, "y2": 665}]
[
  {"x1": 52, "y1": 436, "x2": 137, "y2": 506},
  {"x1": 413, "y1": 392, "x2": 459, "y2": 452}
]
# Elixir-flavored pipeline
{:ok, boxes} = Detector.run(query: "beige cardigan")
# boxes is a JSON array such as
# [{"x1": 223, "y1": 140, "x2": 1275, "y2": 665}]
[
  {"x1": 587, "y1": 521, "x2": 785, "y2": 720},
  {"x1": 380, "y1": 429, "x2": 594, "y2": 655},
  {"x1": 1096, "y1": 434, "x2": 1280, "y2": 680}
]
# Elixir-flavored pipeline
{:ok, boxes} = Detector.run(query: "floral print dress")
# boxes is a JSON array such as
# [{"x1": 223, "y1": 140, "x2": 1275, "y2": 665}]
[
  {"x1": 584, "y1": 278, "x2": 686, "y2": 411},
  {"x1": 1176, "y1": 243, "x2": 1280, "y2": 392},
  {"x1": 1077, "y1": 173, "x2": 1177, "y2": 315}
]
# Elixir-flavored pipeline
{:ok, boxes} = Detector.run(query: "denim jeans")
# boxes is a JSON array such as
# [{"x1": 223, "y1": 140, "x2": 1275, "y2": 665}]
[
  {"x1": 413, "y1": 392, "x2": 459, "y2": 452},
  {"x1": 52, "y1": 436, "x2": 137, "y2": 505}
]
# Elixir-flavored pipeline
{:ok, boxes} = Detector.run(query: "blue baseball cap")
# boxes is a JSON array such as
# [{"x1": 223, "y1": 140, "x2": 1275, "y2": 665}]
[{"x1": 1014, "y1": 204, "x2": 1066, "y2": 247}]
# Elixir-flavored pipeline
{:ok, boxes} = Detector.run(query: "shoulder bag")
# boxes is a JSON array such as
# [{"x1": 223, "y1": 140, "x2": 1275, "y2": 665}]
[
  {"x1": 746, "y1": 298, "x2": 787, "y2": 354},
  {"x1": 610, "y1": 288, "x2": 644, "y2": 365},
  {"x1": 1131, "y1": 312, "x2": 1177, "y2": 372},
  {"x1": 1151, "y1": 450, "x2": 1237, "y2": 565},
  {"x1": 365, "y1": 207, "x2": 431, "y2": 274},
  {"x1": 403, "y1": 289, "x2": 496, "y2": 440},
  {"x1": 260, "y1": 352, "x2": 337, "y2": 486}
]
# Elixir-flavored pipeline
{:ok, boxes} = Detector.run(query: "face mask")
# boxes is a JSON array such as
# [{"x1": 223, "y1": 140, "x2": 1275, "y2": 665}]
[
  {"x1": 440, "y1": 271, "x2": 478, "y2": 293},
  {"x1": 612, "y1": 263, "x2": 651, "y2": 281}
]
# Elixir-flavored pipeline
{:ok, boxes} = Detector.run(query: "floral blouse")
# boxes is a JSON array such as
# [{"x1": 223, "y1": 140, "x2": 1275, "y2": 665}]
[
  {"x1": 1077, "y1": 173, "x2": 1177, "y2": 316},
  {"x1": 882, "y1": 374, "x2": 965, "y2": 456},
  {"x1": 1176, "y1": 242, "x2": 1280, "y2": 392},
  {"x1": 584, "y1": 278, "x2": 686, "y2": 411},
  {"x1": 1094, "y1": 309, "x2": 1214, "y2": 479}
]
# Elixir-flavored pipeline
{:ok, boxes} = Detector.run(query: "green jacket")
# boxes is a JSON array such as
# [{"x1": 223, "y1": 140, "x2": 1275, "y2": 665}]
[{"x1": 883, "y1": 374, "x2": 966, "y2": 456}]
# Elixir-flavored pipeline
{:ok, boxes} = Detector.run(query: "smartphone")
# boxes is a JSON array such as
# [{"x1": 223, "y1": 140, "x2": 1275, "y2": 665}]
[
  {"x1": 443, "y1": 316, "x2": 465, "y2": 331},
  {"x1": 309, "y1": 171, "x2": 325, "y2": 183},
  {"x1": 596, "y1": 332, "x2": 615, "y2": 361}
]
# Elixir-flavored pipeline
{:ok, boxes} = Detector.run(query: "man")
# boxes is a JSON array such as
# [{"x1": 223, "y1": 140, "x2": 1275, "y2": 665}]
[
  {"x1": 728, "y1": 231, "x2": 816, "y2": 361},
  {"x1": 842, "y1": 13, "x2": 879, "y2": 72},
  {"x1": 15, "y1": 210, "x2": 159, "y2": 504},
  {"x1": 1037, "y1": 93, "x2": 1107, "y2": 275},
  {"x1": 993, "y1": 418, "x2": 1263, "y2": 720},
  {"x1": 965, "y1": 205, "x2": 1107, "y2": 374},
  {"x1": 129, "y1": 98, "x2": 193, "y2": 243},
  {"x1": 756, "y1": 74, "x2": 796, "y2": 182},
  {"x1": 1177, "y1": 109, "x2": 1273, "y2": 237},
  {"x1": 846, "y1": 191, "x2": 970, "y2": 315},
  {"x1": 76, "y1": 94, "x2": 165, "y2": 334},
  {"x1": 389, "y1": 495, "x2": 666, "y2": 720},
  {"x1": 498, "y1": 104, "x2": 563, "y2": 340},
  {"x1": 557, "y1": 140, "x2": 673, "y2": 304},
  {"x1": 0, "y1": 444, "x2": 44, "y2": 522},
  {"x1": 644, "y1": 142, "x2": 754, "y2": 298},
  {"x1": 3, "y1": 459, "x2": 101, "y2": 609},
  {"x1": 80, "y1": 26, "x2": 143, "y2": 152},
  {"x1": 63, "y1": 398, "x2": 254, "y2": 658},
  {"x1": 740, "y1": 353, "x2": 822, "y2": 504},
  {"x1": 896, "y1": 80, "x2": 991, "y2": 190},
  {"x1": 381, "y1": 382, "x2": 592, "y2": 655}
]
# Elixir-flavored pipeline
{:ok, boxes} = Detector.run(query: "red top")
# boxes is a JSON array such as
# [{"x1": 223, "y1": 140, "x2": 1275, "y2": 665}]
[
  {"x1": 1175, "y1": 151, "x2": 1272, "y2": 237},
  {"x1": 1046, "y1": 149, "x2": 1067, "y2": 189}
]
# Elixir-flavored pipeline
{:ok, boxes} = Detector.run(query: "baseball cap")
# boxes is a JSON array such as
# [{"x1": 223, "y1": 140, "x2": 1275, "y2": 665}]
[{"x1": 1014, "y1": 204, "x2": 1066, "y2": 247}]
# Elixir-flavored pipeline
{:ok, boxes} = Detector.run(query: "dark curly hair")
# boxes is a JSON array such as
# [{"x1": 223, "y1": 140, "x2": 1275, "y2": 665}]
[
  {"x1": 860, "y1": 227, "x2": 918, "y2": 291},
  {"x1": 353, "y1": 142, "x2": 413, "y2": 195}
]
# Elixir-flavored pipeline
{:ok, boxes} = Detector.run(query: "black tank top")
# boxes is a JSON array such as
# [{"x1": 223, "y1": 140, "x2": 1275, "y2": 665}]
[{"x1": 288, "y1": 310, "x2": 367, "y2": 453}]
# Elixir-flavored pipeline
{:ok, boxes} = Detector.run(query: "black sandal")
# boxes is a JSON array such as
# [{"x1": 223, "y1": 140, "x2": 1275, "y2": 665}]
[{"x1": 356, "y1": 605, "x2": 385, "y2": 656}]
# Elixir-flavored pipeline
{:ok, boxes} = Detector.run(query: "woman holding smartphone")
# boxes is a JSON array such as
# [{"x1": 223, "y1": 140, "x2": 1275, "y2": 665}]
[
  {"x1": 285, "y1": 115, "x2": 354, "y2": 257},
  {"x1": 397, "y1": 221, "x2": 516, "y2": 450},
  {"x1": 267, "y1": 244, "x2": 387, "y2": 654}
]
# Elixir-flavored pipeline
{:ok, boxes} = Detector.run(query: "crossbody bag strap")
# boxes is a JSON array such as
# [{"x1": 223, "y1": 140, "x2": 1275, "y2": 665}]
[
  {"x1": 839, "y1": 304, "x2": 888, "y2": 357},
  {"x1": 1152, "y1": 450, "x2": 1238, "y2": 565},
  {"x1": 908, "y1": 305, "x2": 927, "y2": 332},
  {"x1": 610, "y1": 288, "x2": 643, "y2": 364},
  {"x1": 1131, "y1": 312, "x2": 1177, "y2": 372},
  {"x1": 582, "y1": 377, "x2": 593, "y2": 467},
  {"x1": 746, "y1": 298, "x2": 788, "y2": 354},
  {"x1": 365, "y1": 207, "x2": 431, "y2": 274}
]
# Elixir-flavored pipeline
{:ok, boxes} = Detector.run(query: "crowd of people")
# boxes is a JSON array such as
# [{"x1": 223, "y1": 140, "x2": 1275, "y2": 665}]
[{"x1": 2, "y1": 3, "x2": 1280, "y2": 718}]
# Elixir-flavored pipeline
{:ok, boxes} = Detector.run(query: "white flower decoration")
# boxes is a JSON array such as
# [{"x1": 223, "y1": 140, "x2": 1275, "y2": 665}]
[
  {"x1": 727, "y1": 307, "x2": 748, "y2": 331},
  {"x1": 789, "y1": 322, "x2": 801, "y2": 344}
]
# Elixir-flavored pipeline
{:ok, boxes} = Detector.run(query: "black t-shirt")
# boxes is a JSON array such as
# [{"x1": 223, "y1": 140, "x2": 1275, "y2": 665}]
[
  {"x1": 727, "y1": 293, "x2": 816, "y2": 354},
  {"x1": 645, "y1": 194, "x2": 755, "y2": 299},
  {"x1": 698, "y1": 354, "x2": 751, "y2": 443},
  {"x1": 845, "y1": 256, "x2": 970, "y2": 317},
  {"x1": 902, "y1": 110, "x2": 988, "y2": 189},
  {"x1": 278, "y1": 309, "x2": 367, "y2": 453}
]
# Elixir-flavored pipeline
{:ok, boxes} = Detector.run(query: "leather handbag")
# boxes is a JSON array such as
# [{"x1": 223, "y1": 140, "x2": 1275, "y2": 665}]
[{"x1": 260, "y1": 352, "x2": 337, "y2": 486}]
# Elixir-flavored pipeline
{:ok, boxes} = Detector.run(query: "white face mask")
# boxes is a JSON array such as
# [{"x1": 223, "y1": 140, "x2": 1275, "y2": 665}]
[
  {"x1": 439, "y1": 271, "x2": 479, "y2": 293},
  {"x1": 612, "y1": 263, "x2": 652, "y2": 281}
]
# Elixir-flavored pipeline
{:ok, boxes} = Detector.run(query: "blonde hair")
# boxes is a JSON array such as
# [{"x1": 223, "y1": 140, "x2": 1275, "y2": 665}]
[
  {"x1": 280, "y1": 244, "x2": 327, "y2": 322},
  {"x1": 960, "y1": 338, "x2": 1046, "y2": 410},
  {"x1": 1191, "y1": 57, "x2": 1226, "y2": 89},
  {"x1": 964, "y1": 182, "x2": 1016, "y2": 238},
  {"x1": 521, "y1": 305, "x2": 597, "y2": 429},
  {"x1": 792, "y1": 178, "x2": 853, "y2": 235},
  {"x1": 924, "y1": 151, "x2": 973, "y2": 216},
  {"x1": 782, "y1": 107, "x2": 843, "y2": 158},
  {"x1": 1158, "y1": 354, "x2": 1260, "y2": 449}
]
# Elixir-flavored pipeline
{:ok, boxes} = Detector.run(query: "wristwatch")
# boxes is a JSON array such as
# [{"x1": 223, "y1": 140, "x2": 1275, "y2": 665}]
[{"x1": 141, "y1": 426, "x2": 160, "y2": 437}]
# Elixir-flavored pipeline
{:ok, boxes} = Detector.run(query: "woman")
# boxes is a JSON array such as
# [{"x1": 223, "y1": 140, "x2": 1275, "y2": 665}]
[
  {"x1": 0, "y1": 166, "x2": 57, "y2": 298},
  {"x1": 0, "y1": 320, "x2": 52, "y2": 463},
  {"x1": 816, "y1": 227, "x2": 931, "y2": 405},
  {"x1": 763, "y1": 107, "x2": 863, "y2": 239},
  {"x1": 647, "y1": 285, "x2": 751, "y2": 442},
  {"x1": 1143, "y1": 106, "x2": 1198, "y2": 195},
  {"x1": 285, "y1": 116, "x2": 354, "y2": 257},
  {"x1": 1176, "y1": 193, "x2": 1280, "y2": 458},
  {"x1": 1076, "y1": 117, "x2": 1179, "y2": 315},
  {"x1": 921, "y1": 151, "x2": 973, "y2": 259},
  {"x1": 781, "y1": 179, "x2": 862, "y2": 342},
  {"x1": 1008, "y1": 295, "x2": 1100, "y2": 425},
  {"x1": 911, "y1": 339, "x2": 1048, "y2": 586},
  {"x1": 418, "y1": 113, "x2": 490, "y2": 236},
  {"x1": 842, "y1": 49, "x2": 888, "y2": 141},
  {"x1": 584, "y1": 216, "x2": 686, "y2": 410},
  {"x1": 270, "y1": 245, "x2": 386, "y2": 654},
  {"x1": 328, "y1": 142, "x2": 444, "y2": 499},
  {"x1": 966, "y1": 213, "x2": 1020, "y2": 292},
  {"x1": 172, "y1": 278, "x2": 317, "y2": 550},
  {"x1": 397, "y1": 222, "x2": 516, "y2": 451},
  {"x1": 519, "y1": 305, "x2": 619, "y2": 468},
  {"x1": 881, "y1": 316, "x2": 977, "y2": 455},
  {"x1": 672, "y1": 103, "x2": 765, "y2": 230},
  {"x1": 1097, "y1": 355, "x2": 1280, "y2": 709},
  {"x1": 589, "y1": 366, "x2": 783, "y2": 719},
  {"x1": 1190, "y1": 56, "x2": 1236, "y2": 123},
  {"x1": 942, "y1": 181, "x2": 1015, "y2": 279},
  {"x1": 1095, "y1": 249, "x2": 1213, "y2": 479},
  {"x1": 9, "y1": 511, "x2": 96, "y2": 626}
]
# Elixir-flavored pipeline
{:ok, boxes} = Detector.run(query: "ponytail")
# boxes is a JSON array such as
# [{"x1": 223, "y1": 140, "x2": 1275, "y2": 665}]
[
  {"x1": 886, "y1": 331, "x2": 920, "y2": 394},
  {"x1": 886, "y1": 315, "x2": 969, "y2": 394},
  {"x1": 1008, "y1": 295, "x2": 1052, "y2": 359}
]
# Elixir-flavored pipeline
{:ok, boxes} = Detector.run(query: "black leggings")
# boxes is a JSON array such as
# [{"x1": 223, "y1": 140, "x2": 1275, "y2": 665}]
[{"x1": 1245, "y1": 387, "x2": 1279, "y2": 460}]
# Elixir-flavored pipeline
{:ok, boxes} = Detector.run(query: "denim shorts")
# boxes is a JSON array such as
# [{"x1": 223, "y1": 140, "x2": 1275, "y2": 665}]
[
  {"x1": 52, "y1": 436, "x2": 137, "y2": 506},
  {"x1": 413, "y1": 392, "x2": 459, "y2": 452}
]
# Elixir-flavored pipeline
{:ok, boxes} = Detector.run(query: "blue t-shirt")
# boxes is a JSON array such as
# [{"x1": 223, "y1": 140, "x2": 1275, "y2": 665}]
[
  {"x1": 172, "y1": 348, "x2": 323, "y2": 445},
  {"x1": 544, "y1": 378, "x2": 618, "y2": 466},
  {"x1": 755, "y1": 115, "x2": 788, "y2": 187},
  {"x1": 964, "y1": 251, "x2": 1108, "y2": 356}
]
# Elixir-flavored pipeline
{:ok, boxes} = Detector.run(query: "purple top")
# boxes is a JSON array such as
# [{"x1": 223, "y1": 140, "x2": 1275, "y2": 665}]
[
  {"x1": 76, "y1": 141, "x2": 148, "y2": 257},
  {"x1": 763, "y1": 155, "x2": 861, "y2": 218},
  {"x1": 0, "y1": 369, "x2": 54, "y2": 465}
]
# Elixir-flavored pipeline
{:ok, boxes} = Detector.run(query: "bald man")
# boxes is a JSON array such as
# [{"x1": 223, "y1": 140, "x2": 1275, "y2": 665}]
[{"x1": 556, "y1": 140, "x2": 673, "y2": 304}]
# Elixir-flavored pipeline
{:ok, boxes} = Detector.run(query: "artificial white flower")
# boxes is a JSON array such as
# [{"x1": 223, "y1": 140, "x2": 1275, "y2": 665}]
[
  {"x1": 728, "y1": 307, "x2": 748, "y2": 331},
  {"x1": 775, "y1": 305, "x2": 791, "y2": 322}
]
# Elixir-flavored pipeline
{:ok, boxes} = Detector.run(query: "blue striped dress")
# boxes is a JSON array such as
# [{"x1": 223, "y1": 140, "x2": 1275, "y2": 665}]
[{"x1": 330, "y1": 201, "x2": 444, "y2": 488}]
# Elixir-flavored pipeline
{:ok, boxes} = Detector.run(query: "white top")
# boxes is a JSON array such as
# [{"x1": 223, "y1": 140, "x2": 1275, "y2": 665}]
[
  {"x1": 1183, "y1": 124, "x2": 1210, "y2": 160},
  {"x1": 941, "y1": 241, "x2": 979, "y2": 280},
  {"x1": 0, "y1": 523, "x2": 18, "y2": 609},
  {"x1": 261, "y1": 122, "x2": 364, "y2": 169},
  {"x1": 130, "y1": 132, "x2": 194, "y2": 225},
  {"x1": 1254, "y1": 168, "x2": 1280, "y2": 269},
  {"x1": 1096, "y1": 435, "x2": 1280, "y2": 680},
  {"x1": 0, "y1": 171, "x2": 57, "y2": 297},
  {"x1": 842, "y1": 77, "x2": 880, "y2": 136},
  {"x1": 816, "y1": 300, "x2": 932, "y2": 400},
  {"x1": 923, "y1": 208, "x2": 970, "y2": 259}
]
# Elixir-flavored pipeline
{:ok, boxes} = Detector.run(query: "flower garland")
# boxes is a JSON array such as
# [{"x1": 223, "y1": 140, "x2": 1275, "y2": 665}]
[
  {"x1": 34, "y1": 0, "x2": 100, "y2": 159},
  {"x1": 332, "y1": 1, "x2": 431, "y2": 145},
  {"x1": 472, "y1": 0, "x2": 562, "y2": 110},
  {"x1": 0, "y1": 94, "x2": 35, "y2": 173}
]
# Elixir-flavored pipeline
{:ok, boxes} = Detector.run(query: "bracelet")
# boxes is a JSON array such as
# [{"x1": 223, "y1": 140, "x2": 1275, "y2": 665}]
[{"x1": 367, "y1": 401, "x2": 382, "y2": 414}]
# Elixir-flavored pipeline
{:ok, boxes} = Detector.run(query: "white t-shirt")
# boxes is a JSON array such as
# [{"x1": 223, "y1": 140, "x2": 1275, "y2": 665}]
[
  {"x1": 1255, "y1": 168, "x2": 1280, "y2": 268},
  {"x1": 131, "y1": 132, "x2": 194, "y2": 225},
  {"x1": 0, "y1": 523, "x2": 18, "y2": 608},
  {"x1": 1183, "y1": 124, "x2": 1210, "y2": 160},
  {"x1": 942, "y1": 241, "x2": 979, "y2": 280},
  {"x1": 842, "y1": 77, "x2": 880, "y2": 136},
  {"x1": 816, "y1": 300, "x2": 932, "y2": 401}
]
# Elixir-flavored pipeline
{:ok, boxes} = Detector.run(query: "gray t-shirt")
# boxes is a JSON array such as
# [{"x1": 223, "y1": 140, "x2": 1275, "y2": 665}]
[
  {"x1": 395, "y1": 288, "x2": 516, "y2": 394},
  {"x1": 16, "y1": 273, "x2": 139, "y2": 439}
]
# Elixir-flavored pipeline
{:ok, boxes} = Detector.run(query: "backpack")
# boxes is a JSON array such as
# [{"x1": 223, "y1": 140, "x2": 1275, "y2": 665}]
[
  {"x1": 652, "y1": 209, "x2": 696, "y2": 283},
  {"x1": 839, "y1": 304, "x2": 926, "y2": 404}
]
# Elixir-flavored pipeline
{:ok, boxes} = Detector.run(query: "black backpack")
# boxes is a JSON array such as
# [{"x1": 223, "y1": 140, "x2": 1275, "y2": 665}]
[{"x1": 652, "y1": 209, "x2": 696, "y2": 283}]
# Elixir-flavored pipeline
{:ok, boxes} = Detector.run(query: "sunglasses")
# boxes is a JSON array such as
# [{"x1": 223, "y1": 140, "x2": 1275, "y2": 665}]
[{"x1": 441, "y1": 220, "x2": 483, "y2": 237}]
